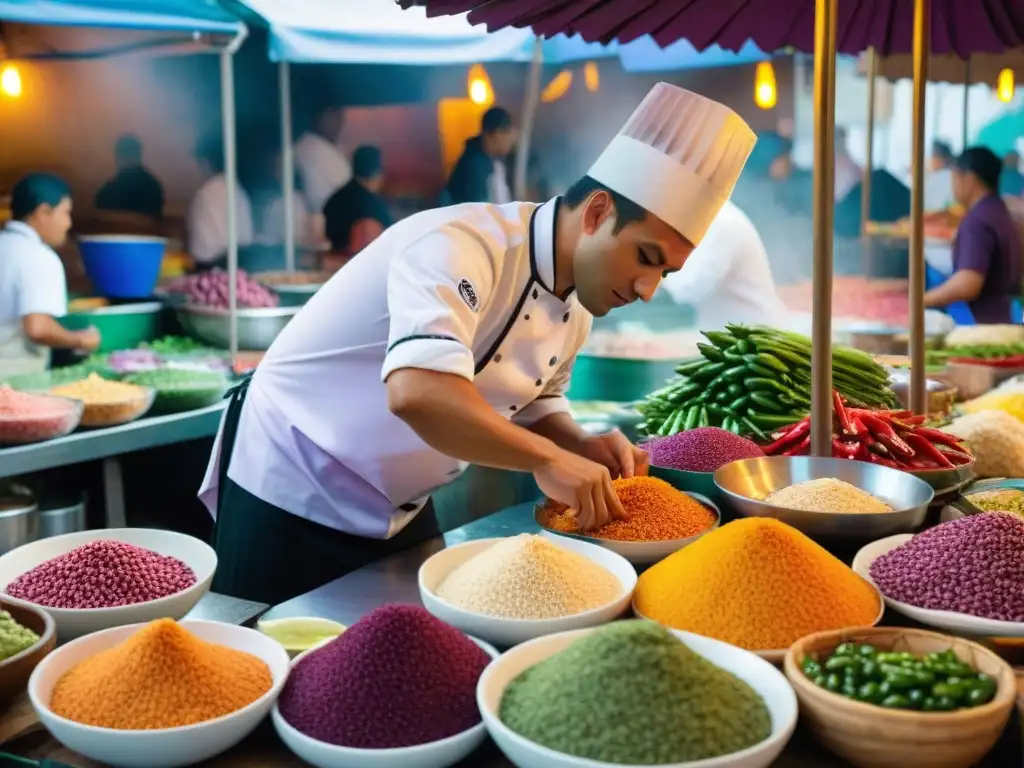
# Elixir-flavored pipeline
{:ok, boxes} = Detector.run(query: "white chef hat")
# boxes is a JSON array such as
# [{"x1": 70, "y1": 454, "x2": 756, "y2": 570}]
[{"x1": 588, "y1": 83, "x2": 757, "y2": 245}]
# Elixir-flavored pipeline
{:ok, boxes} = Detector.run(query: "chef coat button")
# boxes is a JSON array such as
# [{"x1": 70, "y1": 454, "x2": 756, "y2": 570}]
[
  {"x1": 494, "y1": 354, "x2": 502, "y2": 362},
  {"x1": 532, "y1": 288, "x2": 539, "y2": 300},
  {"x1": 510, "y1": 405, "x2": 518, "y2": 411},
  {"x1": 563, "y1": 312, "x2": 570, "y2": 322},
  {"x1": 549, "y1": 356, "x2": 558, "y2": 366},
  {"x1": 535, "y1": 378, "x2": 543, "y2": 386},
  {"x1": 524, "y1": 314, "x2": 531, "y2": 321}
]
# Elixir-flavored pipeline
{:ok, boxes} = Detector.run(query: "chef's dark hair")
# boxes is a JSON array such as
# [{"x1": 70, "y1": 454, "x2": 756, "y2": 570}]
[
  {"x1": 482, "y1": 107, "x2": 512, "y2": 134},
  {"x1": 562, "y1": 175, "x2": 647, "y2": 234},
  {"x1": 10, "y1": 173, "x2": 71, "y2": 220},
  {"x1": 353, "y1": 145, "x2": 383, "y2": 179},
  {"x1": 956, "y1": 146, "x2": 1002, "y2": 192},
  {"x1": 932, "y1": 140, "x2": 954, "y2": 164}
]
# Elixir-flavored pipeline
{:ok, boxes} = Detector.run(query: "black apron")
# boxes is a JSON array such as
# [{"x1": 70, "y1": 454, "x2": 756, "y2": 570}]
[{"x1": 210, "y1": 374, "x2": 441, "y2": 606}]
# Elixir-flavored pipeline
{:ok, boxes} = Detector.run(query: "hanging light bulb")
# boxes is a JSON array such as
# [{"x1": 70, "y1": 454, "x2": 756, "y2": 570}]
[
  {"x1": 583, "y1": 61, "x2": 599, "y2": 92},
  {"x1": 541, "y1": 70, "x2": 573, "y2": 103},
  {"x1": 467, "y1": 63, "x2": 494, "y2": 107},
  {"x1": 997, "y1": 68, "x2": 1015, "y2": 104},
  {"x1": 1, "y1": 64, "x2": 22, "y2": 98},
  {"x1": 754, "y1": 61, "x2": 777, "y2": 110}
]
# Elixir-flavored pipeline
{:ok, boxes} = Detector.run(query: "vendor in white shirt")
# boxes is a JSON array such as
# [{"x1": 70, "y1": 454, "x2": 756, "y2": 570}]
[
  {"x1": 659, "y1": 200, "x2": 786, "y2": 329},
  {"x1": 199, "y1": 84, "x2": 756, "y2": 604},
  {"x1": 0, "y1": 174, "x2": 100, "y2": 379},
  {"x1": 186, "y1": 134, "x2": 254, "y2": 271},
  {"x1": 294, "y1": 106, "x2": 352, "y2": 214}
]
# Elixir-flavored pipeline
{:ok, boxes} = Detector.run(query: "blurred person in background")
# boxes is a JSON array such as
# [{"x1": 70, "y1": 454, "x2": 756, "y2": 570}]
[
  {"x1": 245, "y1": 139, "x2": 311, "y2": 250},
  {"x1": 925, "y1": 140, "x2": 955, "y2": 212},
  {"x1": 446, "y1": 106, "x2": 517, "y2": 204},
  {"x1": 1000, "y1": 151, "x2": 1024, "y2": 197},
  {"x1": 323, "y1": 145, "x2": 393, "y2": 268},
  {"x1": 925, "y1": 146, "x2": 1023, "y2": 323},
  {"x1": 659, "y1": 200, "x2": 786, "y2": 329},
  {"x1": 834, "y1": 127, "x2": 863, "y2": 205},
  {"x1": 0, "y1": 173, "x2": 99, "y2": 378},
  {"x1": 294, "y1": 106, "x2": 351, "y2": 215},
  {"x1": 95, "y1": 134, "x2": 165, "y2": 219},
  {"x1": 187, "y1": 133, "x2": 254, "y2": 271}
]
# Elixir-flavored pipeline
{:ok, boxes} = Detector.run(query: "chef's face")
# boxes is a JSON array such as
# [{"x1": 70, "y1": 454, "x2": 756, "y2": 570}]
[
  {"x1": 572, "y1": 191, "x2": 694, "y2": 317},
  {"x1": 34, "y1": 196, "x2": 73, "y2": 248}
]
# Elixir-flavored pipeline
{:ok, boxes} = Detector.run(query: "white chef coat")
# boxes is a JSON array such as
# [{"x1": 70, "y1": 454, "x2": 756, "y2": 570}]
[
  {"x1": 187, "y1": 174, "x2": 255, "y2": 264},
  {"x1": 295, "y1": 133, "x2": 352, "y2": 213},
  {"x1": 199, "y1": 198, "x2": 591, "y2": 538},
  {"x1": 490, "y1": 159, "x2": 512, "y2": 204},
  {"x1": 0, "y1": 221, "x2": 68, "y2": 378},
  {"x1": 659, "y1": 200, "x2": 787, "y2": 330}
]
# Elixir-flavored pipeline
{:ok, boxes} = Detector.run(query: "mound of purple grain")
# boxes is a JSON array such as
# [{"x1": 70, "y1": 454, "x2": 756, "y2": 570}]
[
  {"x1": 646, "y1": 427, "x2": 765, "y2": 473},
  {"x1": 276, "y1": 603, "x2": 491, "y2": 749},
  {"x1": 869, "y1": 512, "x2": 1024, "y2": 622}
]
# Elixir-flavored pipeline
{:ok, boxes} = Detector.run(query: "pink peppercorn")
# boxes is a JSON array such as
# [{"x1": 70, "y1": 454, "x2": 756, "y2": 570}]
[{"x1": 3, "y1": 540, "x2": 197, "y2": 609}]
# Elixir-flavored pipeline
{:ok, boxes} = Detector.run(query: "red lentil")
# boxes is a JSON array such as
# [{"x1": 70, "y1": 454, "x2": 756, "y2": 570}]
[{"x1": 542, "y1": 477, "x2": 716, "y2": 541}]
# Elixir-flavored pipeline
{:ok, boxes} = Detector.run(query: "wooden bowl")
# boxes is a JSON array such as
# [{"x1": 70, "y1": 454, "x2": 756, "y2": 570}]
[
  {"x1": 784, "y1": 627, "x2": 1017, "y2": 768},
  {"x1": 0, "y1": 599, "x2": 56, "y2": 705}
]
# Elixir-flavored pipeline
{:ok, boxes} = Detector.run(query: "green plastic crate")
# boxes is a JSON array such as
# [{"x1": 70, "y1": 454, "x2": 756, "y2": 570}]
[{"x1": 60, "y1": 302, "x2": 161, "y2": 353}]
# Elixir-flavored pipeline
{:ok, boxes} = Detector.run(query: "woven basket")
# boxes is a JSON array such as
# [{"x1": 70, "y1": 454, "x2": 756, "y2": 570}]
[{"x1": 785, "y1": 627, "x2": 1016, "y2": 768}]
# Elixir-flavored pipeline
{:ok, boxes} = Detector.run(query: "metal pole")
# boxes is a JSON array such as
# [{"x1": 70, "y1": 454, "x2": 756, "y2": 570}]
[
  {"x1": 280, "y1": 61, "x2": 296, "y2": 272},
  {"x1": 962, "y1": 60, "x2": 971, "y2": 148},
  {"x1": 861, "y1": 48, "x2": 877, "y2": 236},
  {"x1": 810, "y1": 0, "x2": 839, "y2": 456},
  {"x1": 221, "y1": 47, "x2": 240, "y2": 361},
  {"x1": 909, "y1": 0, "x2": 931, "y2": 415},
  {"x1": 514, "y1": 37, "x2": 544, "y2": 199}
]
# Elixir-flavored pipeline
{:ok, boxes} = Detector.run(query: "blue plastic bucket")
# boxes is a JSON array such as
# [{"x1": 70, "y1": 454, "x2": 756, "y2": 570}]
[{"x1": 78, "y1": 235, "x2": 167, "y2": 299}]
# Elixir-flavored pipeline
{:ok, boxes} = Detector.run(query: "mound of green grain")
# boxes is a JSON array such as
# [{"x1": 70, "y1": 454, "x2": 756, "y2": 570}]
[{"x1": 499, "y1": 621, "x2": 771, "y2": 764}]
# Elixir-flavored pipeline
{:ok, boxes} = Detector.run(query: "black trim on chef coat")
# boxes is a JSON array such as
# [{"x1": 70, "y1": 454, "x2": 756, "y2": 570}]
[{"x1": 386, "y1": 333, "x2": 462, "y2": 354}]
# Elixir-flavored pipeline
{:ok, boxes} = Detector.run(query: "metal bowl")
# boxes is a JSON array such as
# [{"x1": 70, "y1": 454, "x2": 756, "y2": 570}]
[
  {"x1": 906, "y1": 459, "x2": 976, "y2": 497},
  {"x1": 714, "y1": 456, "x2": 934, "y2": 541},
  {"x1": 174, "y1": 305, "x2": 299, "y2": 351}
]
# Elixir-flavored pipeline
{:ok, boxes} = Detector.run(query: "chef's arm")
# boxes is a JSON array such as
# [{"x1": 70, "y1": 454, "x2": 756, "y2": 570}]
[
  {"x1": 21, "y1": 314, "x2": 95, "y2": 350},
  {"x1": 387, "y1": 368, "x2": 560, "y2": 472},
  {"x1": 526, "y1": 411, "x2": 590, "y2": 454},
  {"x1": 924, "y1": 269, "x2": 985, "y2": 307}
]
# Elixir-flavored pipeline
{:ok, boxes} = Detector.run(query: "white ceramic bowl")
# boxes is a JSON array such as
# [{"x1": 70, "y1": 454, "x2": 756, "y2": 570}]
[
  {"x1": 272, "y1": 635, "x2": 497, "y2": 768},
  {"x1": 418, "y1": 537, "x2": 637, "y2": 647},
  {"x1": 853, "y1": 534, "x2": 1024, "y2": 638},
  {"x1": 28, "y1": 619, "x2": 290, "y2": 767},
  {"x1": 536, "y1": 493, "x2": 721, "y2": 565},
  {"x1": 0, "y1": 528, "x2": 217, "y2": 641},
  {"x1": 478, "y1": 627, "x2": 798, "y2": 768}
]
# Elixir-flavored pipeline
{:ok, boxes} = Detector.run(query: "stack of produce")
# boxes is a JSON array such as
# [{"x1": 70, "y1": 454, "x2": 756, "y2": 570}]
[
  {"x1": 960, "y1": 390, "x2": 1024, "y2": 422},
  {"x1": 4, "y1": 540, "x2": 196, "y2": 609},
  {"x1": 929, "y1": 342, "x2": 1024, "y2": 368},
  {"x1": 778, "y1": 278, "x2": 910, "y2": 326},
  {"x1": 761, "y1": 391, "x2": 973, "y2": 470},
  {"x1": 0, "y1": 609, "x2": 40, "y2": 661},
  {"x1": 0, "y1": 386, "x2": 83, "y2": 445},
  {"x1": 49, "y1": 619, "x2": 272, "y2": 729},
  {"x1": 435, "y1": 534, "x2": 621, "y2": 619},
  {"x1": 637, "y1": 325, "x2": 898, "y2": 440},
  {"x1": 540, "y1": 476, "x2": 717, "y2": 541},
  {"x1": 870, "y1": 513, "x2": 1024, "y2": 622},
  {"x1": 634, "y1": 518, "x2": 881, "y2": 651},
  {"x1": 766, "y1": 478, "x2": 892, "y2": 514},
  {"x1": 500, "y1": 621, "x2": 771, "y2": 764},
  {"x1": 50, "y1": 373, "x2": 152, "y2": 427},
  {"x1": 645, "y1": 427, "x2": 764, "y2": 472},
  {"x1": 801, "y1": 643, "x2": 997, "y2": 711},
  {"x1": 941, "y1": 410, "x2": 1024, "y2": 478},
  {"x1": 164, "y1": 269, "x2": 279, "y2": 309},
  {"x1": 944, "y1": 324, "x2": 1024, "y2": 349},
  {"x1": 964, "y1": 488, "x2": 1024, "y2": 518},
  {"x1": 277, "y1": 604, "x2": 491, "y2": 749},
  {"x1": 125, "y1": 369, "x2": 228, "y2": 413}
]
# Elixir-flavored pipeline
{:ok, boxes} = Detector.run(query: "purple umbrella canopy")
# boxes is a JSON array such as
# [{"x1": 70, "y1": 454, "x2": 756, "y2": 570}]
[{"x1": 397, "y1": 0, "x2": 1024, "y2": 57}]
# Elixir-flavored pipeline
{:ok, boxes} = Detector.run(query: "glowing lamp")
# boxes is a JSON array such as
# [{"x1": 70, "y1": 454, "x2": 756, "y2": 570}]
[
  {"x1": 997, "y1": 68, "x2": 1015, "y2": 104},
  {"x1": 584, "y1": 61, "x2": 599, "y2": 92},
  {"x1": 1, "y1": 64, "x2": 21, "y2": 98},
  {"x1": 467, "y1": 63, "x2": 494, "y2": 107},
  {"x1": 754, "y1": 61, "x2": 777, "y2": 110},
  {"x1": 541, "y1": 70, "x2": 573, "y2": 103}
]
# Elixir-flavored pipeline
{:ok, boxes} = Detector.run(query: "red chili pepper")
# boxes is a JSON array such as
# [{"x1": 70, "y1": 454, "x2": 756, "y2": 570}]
[
  {"x1": 763, "y1": 419, "x2": 810, "y2": 454},
  {"x1": 832, "y1": 390, "x2": 853, "y2": 435},
  {"x1": 867, "y1": 453, "x2": 900, "y2": 468},
  {"x1": 864, "y1": 435, "x2": 890, "y2": 456},
  {"x1": 848, "y1": 416, "x2": 867, "y2": 439},
  {"x1": 832, "y1": 437, "x2": 859, "y2": 458},
  {"x1": 935, "y1": 445, "x2": 974, "y2": 465},
  {"x1": 911, "y1": 427, "x2": 965, "y2": 448},
  {"x1": 782, "y1": 434, "x2": 811, "y2": 456},
  {"x1": 898, "y1": 415, "x2": 927, "y2": 426},
  {"x1": 859, "y1": 412, "x2": 915, "y2": 458},
  {"x1": 901, "y1": 432, "x2": 954, "y2": 468}
]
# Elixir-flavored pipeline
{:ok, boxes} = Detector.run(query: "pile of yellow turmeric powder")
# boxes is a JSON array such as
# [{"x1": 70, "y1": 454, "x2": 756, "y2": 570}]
[
  {"x1": 634, "y1": 517, "x2": 881, "y2": 651},
  {"x1": 50, "y1": 619, "x2": 272, "y2": 729}
]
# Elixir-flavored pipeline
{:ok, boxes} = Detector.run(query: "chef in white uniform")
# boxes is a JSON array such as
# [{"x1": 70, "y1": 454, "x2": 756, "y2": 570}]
[
  {"x1": 659, "y1": 200, "x2": 787, "y2": 329},
  {"x1": 199, "y1": 84, "x2": 756, "y2": 604},
  {"x1": 0, "y1": 173, "x2": 99, "y2": 379},
  {"x1": 294, "y1": 106, "x2": 352, "y2": 214}
]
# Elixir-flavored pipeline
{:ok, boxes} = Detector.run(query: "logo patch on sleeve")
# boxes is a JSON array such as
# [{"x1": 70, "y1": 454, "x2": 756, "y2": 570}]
[{"x1": 457, "y1": 278, "x2": 480, "y2": 312}]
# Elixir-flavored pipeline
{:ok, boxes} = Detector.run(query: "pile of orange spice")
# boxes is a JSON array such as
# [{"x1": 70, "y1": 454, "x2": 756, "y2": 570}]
[
  {"x1": 542, "y1": 476, "x2": 716, "y2": 541},
  {"x1": 50, "y1": 618, "x2": 272, "y2": 729}
]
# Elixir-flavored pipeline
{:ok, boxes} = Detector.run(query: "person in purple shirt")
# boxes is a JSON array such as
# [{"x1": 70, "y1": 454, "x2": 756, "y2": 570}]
[{"x1": 925, "y1": 146, "x2": 1023, "y2": 324}]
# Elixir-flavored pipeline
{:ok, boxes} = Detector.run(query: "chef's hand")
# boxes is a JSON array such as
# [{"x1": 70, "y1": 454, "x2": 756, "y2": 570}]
[
  {"x1": 577, "y1": 429, "x2": 649, "y2": 480},
  {"x1": 533, "y1": 450, "x2": 627, "y2": 532}
]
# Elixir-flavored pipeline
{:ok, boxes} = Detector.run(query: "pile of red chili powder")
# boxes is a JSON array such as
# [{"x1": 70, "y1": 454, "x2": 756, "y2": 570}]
[
  {"x1": 277, "y1": 604, "x2": 492, "y2": 749},
  {"x1": 646, "y1": 427, "x2": 765, "y2": 473},
  {"x1": 4, "y1": 540, "x2": 196, "y2": 609}
]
